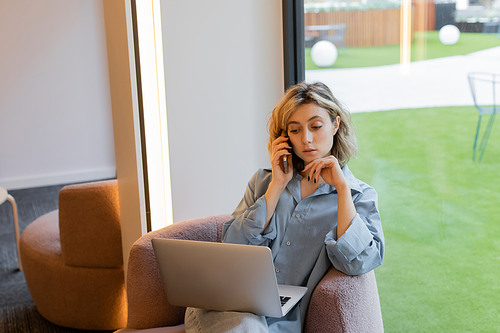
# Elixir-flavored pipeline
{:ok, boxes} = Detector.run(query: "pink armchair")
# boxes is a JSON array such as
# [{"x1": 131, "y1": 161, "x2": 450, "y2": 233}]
[{"x1": 117, "y1": 215, "x2": 383, "y2": 333}]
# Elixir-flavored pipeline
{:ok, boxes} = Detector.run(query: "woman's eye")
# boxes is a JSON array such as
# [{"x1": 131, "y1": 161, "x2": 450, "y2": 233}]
[
  {"x1": 312, "y1": 126, "x2": 323, "y2": 130},
  {"x1": 289, "y1": 129, "x2": 299, "y2": 134}
]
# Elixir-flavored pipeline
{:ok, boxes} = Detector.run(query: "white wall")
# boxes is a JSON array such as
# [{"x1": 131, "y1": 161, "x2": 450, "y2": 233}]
[
  {"x1": 161, "y1": 0, "x2": 284, "y2": 222},
  {"x1": 0, "y1": 0, "x2": 116, "y2": 190}
]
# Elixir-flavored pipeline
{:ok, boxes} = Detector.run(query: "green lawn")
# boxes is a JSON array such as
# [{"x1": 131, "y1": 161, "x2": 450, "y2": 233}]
[
  {"x1": 306, "y1": 31, "x2": 500, "y2": 70},
  {"x1": 349, "y1": 106, "x2": 500, "y2": 332}
]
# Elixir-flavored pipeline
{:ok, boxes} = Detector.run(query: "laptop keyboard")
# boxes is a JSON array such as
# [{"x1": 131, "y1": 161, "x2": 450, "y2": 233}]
[{"x1": 280, "y1": 296, "x2": 291, "y2": 307}]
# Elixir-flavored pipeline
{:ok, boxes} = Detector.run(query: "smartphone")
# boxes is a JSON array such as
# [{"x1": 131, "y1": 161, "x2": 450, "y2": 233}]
[{"x1": 281, "y1": 132, "x2": 290, "y2": 174}]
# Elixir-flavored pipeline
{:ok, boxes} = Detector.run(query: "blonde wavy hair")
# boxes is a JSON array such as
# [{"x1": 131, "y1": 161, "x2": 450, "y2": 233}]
[{"x1": 267, "y1": 82, "x2": 357, "y2": 169}]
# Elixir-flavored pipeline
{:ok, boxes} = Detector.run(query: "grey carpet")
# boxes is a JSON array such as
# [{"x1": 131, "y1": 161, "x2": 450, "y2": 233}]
[
  {"x1": 0, "y1": 183, "x2": 113, "y2": 333},
  {"x1": 0, "y1": 305, "x2": 104, "y2": 333}
]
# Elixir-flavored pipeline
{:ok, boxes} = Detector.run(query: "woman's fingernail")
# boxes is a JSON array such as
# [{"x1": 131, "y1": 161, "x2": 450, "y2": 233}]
[
  {"x1": 314, "y1": 178, "x2": 317, "y2": 183},
  {"x1": 308, "y1": 176, "x2": 310, "y2": 181}
]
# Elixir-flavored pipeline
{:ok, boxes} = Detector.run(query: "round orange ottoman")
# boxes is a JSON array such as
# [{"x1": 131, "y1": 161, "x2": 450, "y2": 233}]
[{"x1": 20, "y1": 209, "x2": 126, "y2": 330}]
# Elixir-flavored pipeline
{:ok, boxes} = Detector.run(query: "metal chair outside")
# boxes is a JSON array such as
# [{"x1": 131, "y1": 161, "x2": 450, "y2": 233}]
[
  {"x1": 467, "y1": 72, "x2": 499, "y2": 161},
  {"x1": 481, "y1": 21, "x2": 500, "y2": 34}
]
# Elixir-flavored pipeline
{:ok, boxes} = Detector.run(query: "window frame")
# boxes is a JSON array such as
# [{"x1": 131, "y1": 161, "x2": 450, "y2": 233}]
[{"x1": 282, "y1": 0, "x2": 305, "y2": 90}]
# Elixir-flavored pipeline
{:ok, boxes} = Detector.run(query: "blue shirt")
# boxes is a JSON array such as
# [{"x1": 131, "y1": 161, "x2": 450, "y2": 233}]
[{"x1": 222, "y1": 166, "x2": 384, "y2": 331}]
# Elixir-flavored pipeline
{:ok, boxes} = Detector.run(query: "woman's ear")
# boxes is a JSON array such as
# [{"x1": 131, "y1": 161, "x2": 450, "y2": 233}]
[{"x1": 333, "y1": 116, "x2": 341, "y2": 134}]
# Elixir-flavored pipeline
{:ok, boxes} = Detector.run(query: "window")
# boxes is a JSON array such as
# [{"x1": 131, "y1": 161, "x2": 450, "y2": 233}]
[{"x1": 284, "y1": 0, "x2": 500, "y2": 330}]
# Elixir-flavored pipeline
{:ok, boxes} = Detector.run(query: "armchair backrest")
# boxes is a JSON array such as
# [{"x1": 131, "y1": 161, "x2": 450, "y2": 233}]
[
  {"x1": 59, "y1": 179, "x2": 123, "y2": 268},
  {"x1": 126, "y1": 214, "x2": 231, "y2": 329}
]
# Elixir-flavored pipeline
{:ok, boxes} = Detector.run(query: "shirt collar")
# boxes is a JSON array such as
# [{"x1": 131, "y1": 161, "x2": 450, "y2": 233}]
[{"x1": 342, "y1": 165, "x2": 363, "y2": 195}]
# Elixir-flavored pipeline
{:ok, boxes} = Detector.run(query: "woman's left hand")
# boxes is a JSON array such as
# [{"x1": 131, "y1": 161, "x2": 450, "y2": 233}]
[{"x1": 302, "y1": 156, "x2": 349, "y2": 190}]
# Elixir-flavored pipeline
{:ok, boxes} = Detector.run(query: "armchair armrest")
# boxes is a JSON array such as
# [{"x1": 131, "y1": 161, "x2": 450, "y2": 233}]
[
  {"x1": 304, "y1": 268, "x2": 384, "y2": 333},
  {"x1": 126, "y1": 214, "x2": 231, "y2": 329},
  {"x1": 58, "y1": 180, "x2": 122, "y2": 268}
]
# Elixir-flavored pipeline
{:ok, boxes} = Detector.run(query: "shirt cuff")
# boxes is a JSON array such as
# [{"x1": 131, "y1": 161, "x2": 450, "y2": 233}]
[{"x1": 325, "y1": 214, "x2": 374, "y2": 264}]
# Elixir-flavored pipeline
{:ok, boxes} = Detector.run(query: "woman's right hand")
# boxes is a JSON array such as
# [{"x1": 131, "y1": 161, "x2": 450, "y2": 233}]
[
  {"x1": 262, "y1": 134, "x2": 293, "y2": 233},
  {"x1": 270, "y1": 134, "x2": 293, "y2": 188}
]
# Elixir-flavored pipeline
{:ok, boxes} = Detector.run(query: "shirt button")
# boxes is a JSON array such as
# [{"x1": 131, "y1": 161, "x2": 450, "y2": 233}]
[
  {"x1": 286, "y1": 241, "x2": 291, "y2": 246},
  {"x1": 296, "y1": 214, "x2": 301, "y2": 218},
  {"x1": 275, "y1": 268, "x2": 280, "y2": 273}
]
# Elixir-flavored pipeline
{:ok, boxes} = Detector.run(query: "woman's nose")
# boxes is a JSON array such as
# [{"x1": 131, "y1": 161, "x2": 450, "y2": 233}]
[{"x1": 302, "y1": 130, "x2": 312, "y2": 144}]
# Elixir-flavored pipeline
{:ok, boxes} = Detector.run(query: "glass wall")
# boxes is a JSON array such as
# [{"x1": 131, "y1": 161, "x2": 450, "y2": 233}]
[{"x1": 304, "y1": 0, "x2": 500, "y2": 331}]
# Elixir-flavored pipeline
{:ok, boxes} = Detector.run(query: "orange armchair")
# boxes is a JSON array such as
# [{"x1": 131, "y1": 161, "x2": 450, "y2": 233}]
[{"x1": 20, "y1": 180, "x2": 126, "y2": 330}]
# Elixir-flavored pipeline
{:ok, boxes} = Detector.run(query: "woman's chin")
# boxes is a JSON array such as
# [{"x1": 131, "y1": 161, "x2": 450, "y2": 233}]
[{"x1": 301, "y1": 158, "x2": 315, "y2": 166}]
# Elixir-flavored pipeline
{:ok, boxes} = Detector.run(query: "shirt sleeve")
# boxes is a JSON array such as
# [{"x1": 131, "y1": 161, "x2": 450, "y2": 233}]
[
  {"x1": 222, "y1": 171, "x2": 277, "y2": 246},
  {"x1": 324, "y1": 183, "x2": 385, "y2": 276}
]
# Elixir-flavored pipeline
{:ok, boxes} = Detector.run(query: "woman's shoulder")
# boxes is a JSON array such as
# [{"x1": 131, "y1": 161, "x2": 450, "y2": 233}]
[
  {"x1": 343, "y1": 165, "x2": 376, "y2": 195},
  {"x1": 249, "y1": 168, "x2": 272, "y2": 185},
  {"x1": 245, "y1": 168, "x2": 273, "y2": 196}
]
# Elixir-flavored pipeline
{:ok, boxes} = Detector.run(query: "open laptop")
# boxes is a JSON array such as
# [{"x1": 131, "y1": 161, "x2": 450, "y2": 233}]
[{"x1": 151, "y1": 238, "x2": 307, "y2": 318}]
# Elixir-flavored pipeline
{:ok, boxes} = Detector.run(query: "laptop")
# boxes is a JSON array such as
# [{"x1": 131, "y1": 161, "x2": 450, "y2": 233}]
[{"x1": 151, "y1": 238, "x2": 308, "y2": 318}]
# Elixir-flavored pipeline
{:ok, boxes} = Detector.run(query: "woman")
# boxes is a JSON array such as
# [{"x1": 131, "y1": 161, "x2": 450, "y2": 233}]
[{"x1": 185, "y1": 82, "x2": 384, "y2": 332}]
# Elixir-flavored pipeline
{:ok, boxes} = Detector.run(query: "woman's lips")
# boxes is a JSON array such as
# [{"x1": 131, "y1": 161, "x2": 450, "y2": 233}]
[{"x1": 303, "y1": 149, "x2": 316, "y2": 155}]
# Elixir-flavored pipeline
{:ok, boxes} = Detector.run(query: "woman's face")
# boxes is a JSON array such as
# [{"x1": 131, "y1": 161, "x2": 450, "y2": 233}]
[{"x1": 287, "y1": 103, "x2": 339, "y2": 167}]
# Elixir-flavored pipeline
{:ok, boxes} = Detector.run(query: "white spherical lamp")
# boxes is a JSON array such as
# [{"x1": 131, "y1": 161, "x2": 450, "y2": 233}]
[
  {"x1": 439, "y1": 25, "x2": 460, "y2": 46},
  {"x1": 311, "y1": 41, "x2": 338, "y2": 67}
]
